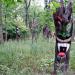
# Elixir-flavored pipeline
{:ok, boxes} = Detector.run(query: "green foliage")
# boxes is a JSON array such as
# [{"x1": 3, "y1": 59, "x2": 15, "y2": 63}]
[
  {"x1": 17, "y1": 0, "x2": 22, "y2": 2},
  {"x1": 70, "y1": 42, "x2": 75, "y2": 70},
  {"x1": 0, "y1": 37, "x2": 75, "y2": 74},
  {"x1": 2, "y1": 0, "x2": 22, "y2": 7},
  {"x1": 38, "y1": 10, "x2": 55, "y2": 31},
  {"x1": 2, "y1": 0, "x2": 29, "y2": 38},
  {"x1": 48, "y1": 1, "x2": 61, "y2": 14},
  {"x1": 1, "y1": 0, "x2": 74, "y2": 39},
  {"x1": 0, "y1": 36, "x2": 55, "y2": 75},
  {"x1": 73, "y1": 1, "x2": 75, "y2": 13}
]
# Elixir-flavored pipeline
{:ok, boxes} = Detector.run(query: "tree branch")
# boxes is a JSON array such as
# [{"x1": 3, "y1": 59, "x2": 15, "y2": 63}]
[{"x1": 27, "y1": 0, "x2": 31, "y2": 9}]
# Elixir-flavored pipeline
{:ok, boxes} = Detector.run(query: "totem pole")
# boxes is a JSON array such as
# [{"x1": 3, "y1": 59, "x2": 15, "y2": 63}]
[{"x1": 53, "y1": 0, "x2": 73, "y2": 74}]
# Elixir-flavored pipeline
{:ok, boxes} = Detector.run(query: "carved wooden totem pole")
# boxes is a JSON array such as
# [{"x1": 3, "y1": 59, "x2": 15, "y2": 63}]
[{"x1": 53, "y1": 0, "x2": 73, "y2": 74}]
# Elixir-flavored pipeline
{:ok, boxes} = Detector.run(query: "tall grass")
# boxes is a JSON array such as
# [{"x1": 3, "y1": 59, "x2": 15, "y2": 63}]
[{"x1": 0, "y1": 36, "x2": 75, "y2": 75}]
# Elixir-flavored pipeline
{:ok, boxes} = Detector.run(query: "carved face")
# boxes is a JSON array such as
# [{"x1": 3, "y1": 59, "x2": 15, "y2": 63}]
[{"x1": 53, "y1": 2, "x2": 72, "y2": 38}]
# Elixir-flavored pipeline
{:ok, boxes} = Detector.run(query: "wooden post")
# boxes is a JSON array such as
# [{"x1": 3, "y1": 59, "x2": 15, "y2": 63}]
[{"x1": 53, "y1": 1, "x2": 73, "y2": 74}]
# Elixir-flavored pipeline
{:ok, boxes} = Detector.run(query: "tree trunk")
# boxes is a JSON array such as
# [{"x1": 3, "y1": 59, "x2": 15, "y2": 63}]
[
  {"x1": 24, "y1": 0, "x2": 31, "y2": 26},
  {"x1": 4, "y1": 13, "x2": 7, "y2": 41},
  {"x1": 25, "y1": 0, "x2": 28, "y2": 26},
  {"x1": 44, "y1": 0, "x2": 48, "y2": 8},
  {"x1": 0, "y1": 0, "x2": 3, "y2": 43},
  {"x1": 44, "y1": 0, "x2": 51, "y2": 8}
]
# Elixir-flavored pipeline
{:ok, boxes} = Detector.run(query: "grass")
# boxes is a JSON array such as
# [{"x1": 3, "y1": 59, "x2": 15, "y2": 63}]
[{"x1": 0, "y1": 36, "x2": 75, "y2": 75}]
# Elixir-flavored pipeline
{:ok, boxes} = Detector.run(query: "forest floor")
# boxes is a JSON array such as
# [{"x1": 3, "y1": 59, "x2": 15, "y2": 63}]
[{"x1": 0, "y1": 36, "x2": 75, "y2": 75}]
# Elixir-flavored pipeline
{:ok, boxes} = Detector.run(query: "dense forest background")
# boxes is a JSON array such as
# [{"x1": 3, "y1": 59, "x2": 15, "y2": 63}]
[{"x1": 0, "y1": 0, "x2": 74, "y2": 42}]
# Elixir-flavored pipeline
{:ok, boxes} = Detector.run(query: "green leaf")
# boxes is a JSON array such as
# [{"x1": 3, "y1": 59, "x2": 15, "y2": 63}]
[
  {"x1": 48, "y1": 1, "x2": 61, "y2": 13},
  {"x1": 17, "y1": 0, "x2": 22, "y2": 2}
]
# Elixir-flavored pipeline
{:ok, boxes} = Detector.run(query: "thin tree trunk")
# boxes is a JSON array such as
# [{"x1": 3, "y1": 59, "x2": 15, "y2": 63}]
[
  {"x1": 24, "y1": 0, "x2": 31, "y2": 26},
  {"x1": 25, "y1": 0, "x2": 28, "y2": 26},
  {"x1": 44, "y1": 0, "x2": 48, "y2": 8},
  {"x1": 0, "y1": 0, "x2": 3, "y2": 43},
  {"x1": 4, "y1": 13, "x2": 7, "y2": 41}
]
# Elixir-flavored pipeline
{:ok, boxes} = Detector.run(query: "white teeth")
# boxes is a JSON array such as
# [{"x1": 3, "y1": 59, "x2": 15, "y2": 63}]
[{"x1": 58, "y1": 43, "x2": 70, "y2": 52}]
